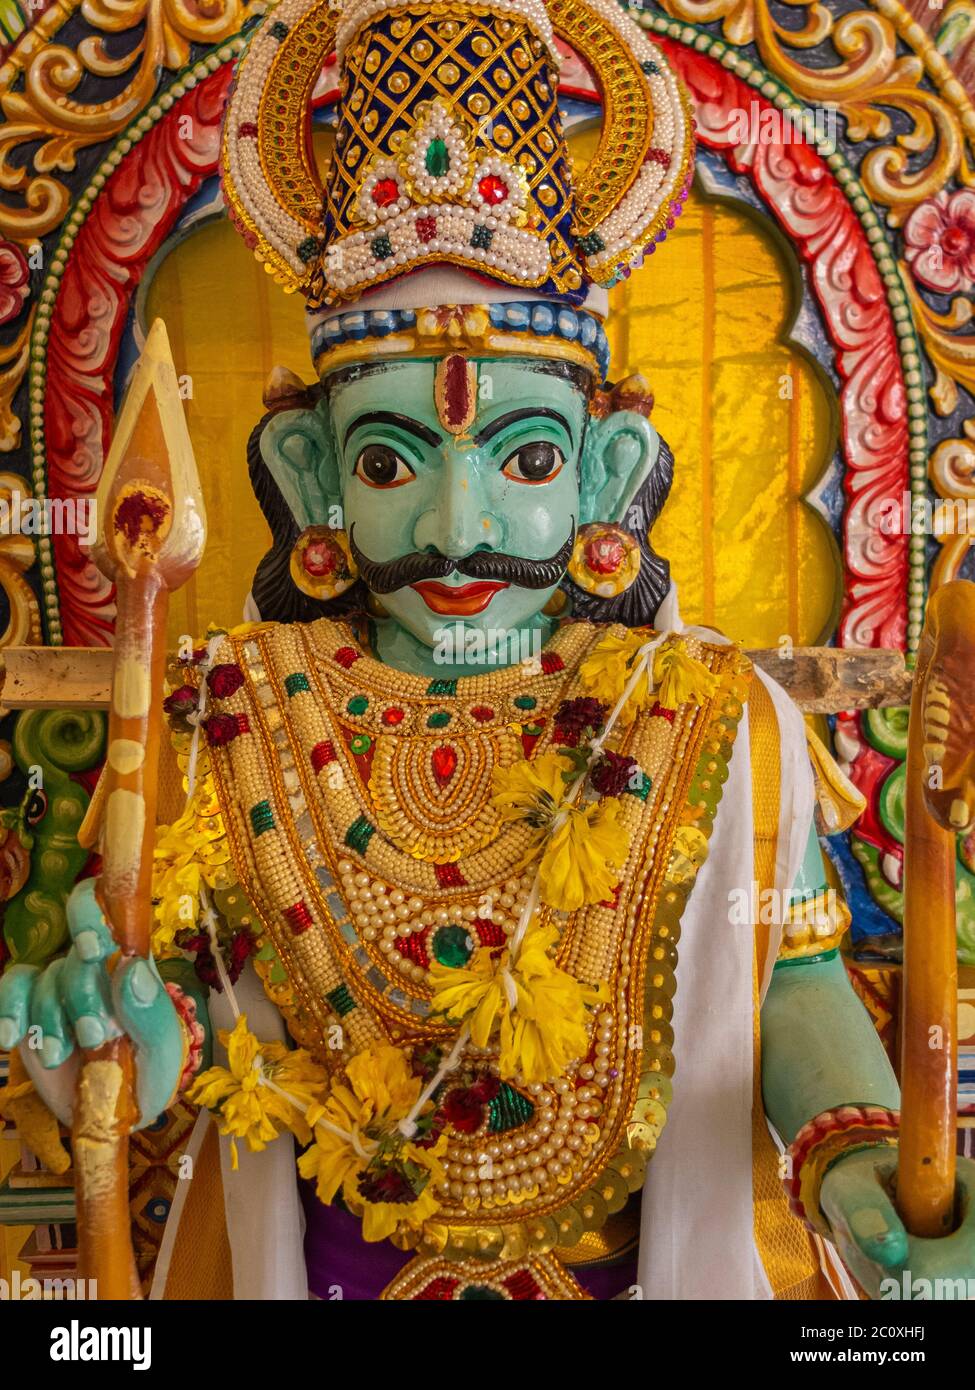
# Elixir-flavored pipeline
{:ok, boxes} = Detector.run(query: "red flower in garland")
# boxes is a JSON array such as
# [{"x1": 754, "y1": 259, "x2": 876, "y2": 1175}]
[
  {"x1": 0, "y1": 241, "x2": 29, "y2": 326},
  {"x1": 208, "y1": 663, "x2": 244, "y2": 699},
  {"x1": 163, "y1": 685, "x2": 198, "y2": 718},
  {"x1": 590, "y1": 750, "x2": 639, "y2": 797},
  {"x1": 441, "y1": 1074, "x2": 501, "y2": 1133},
  {"x1": 179, "y1": 927, "x2": 254, "y2": 990},
  {"x1": 552, "y1": 697, "x2": 608, "y2": 747},
  {"x1": 204, "y1": 714, "x2": 240, "y2": 747}
]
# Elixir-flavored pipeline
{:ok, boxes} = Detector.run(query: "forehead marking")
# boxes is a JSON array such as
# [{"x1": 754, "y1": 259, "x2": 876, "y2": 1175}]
[{"x1": 434, "y1": 354, "x2": 478, "y2": 435}]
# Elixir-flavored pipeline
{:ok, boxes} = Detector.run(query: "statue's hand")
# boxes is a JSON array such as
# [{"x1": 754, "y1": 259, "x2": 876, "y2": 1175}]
[
  {"x1": 821, "y1": 1146, "x2": 975, "y2": 1298},
  {"x1": 0, "y1": 878, "x2": 184, "y2": 1130}
]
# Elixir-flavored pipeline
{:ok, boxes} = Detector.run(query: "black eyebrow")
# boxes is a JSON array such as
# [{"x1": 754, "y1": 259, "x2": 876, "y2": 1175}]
[
  {"x1": 475, "y1": 407, "x2": 573, "y2": 445},
  {"x1": 343, "y1": 411, "x2": 442, "y2": 450}
]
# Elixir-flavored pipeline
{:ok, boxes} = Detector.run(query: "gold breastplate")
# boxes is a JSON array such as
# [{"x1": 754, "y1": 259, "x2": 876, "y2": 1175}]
[{"x1": 206, "y1": 618, "x2": 750, "y2": 1280}]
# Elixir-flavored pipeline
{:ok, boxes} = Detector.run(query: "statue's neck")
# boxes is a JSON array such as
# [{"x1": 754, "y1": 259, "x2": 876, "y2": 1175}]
[{"x1": 368, "y1": 614, "x2": 555, "y2": 678}]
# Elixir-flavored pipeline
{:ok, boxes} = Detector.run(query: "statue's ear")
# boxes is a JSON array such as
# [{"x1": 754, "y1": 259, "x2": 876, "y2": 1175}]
[
  {"x1": 580, "y1": 406, "x2": 660, "y2": 527},
  {"x1": 260, "y1": 399, "x2": 340, "y2": 531}
]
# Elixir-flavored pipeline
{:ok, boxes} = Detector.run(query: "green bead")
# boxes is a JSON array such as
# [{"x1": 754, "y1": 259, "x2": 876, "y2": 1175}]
[
  {"x1": 284, "y1": 672, "x2": 310, "y2": 697},
  {"x1": 426, "y1": 678, "x2": 457, "y2": 696},
  {"x1": 427, "y1": 710, "x2": 451, "y2": 729},
  {"x1": 326, "y1": 983, "x2": 357, "y2": 1017},
  {"x1": 432, "y1": 924, "x2": 473, "y2": 967},
  {"x1": 513, "y1": 695, "x2": 536, "y2": 710},
  {"x1": 250, "y1": 800, "x2": 274, "y2": 836},
  {"x1": 347, "y1": 695, "x2": 369, "y2": 716},
  {"x1": 425, "y1": 138, "x2": 449, "y2": 176},
  {"x1": 488, "y1": 1082, "x2": 535, "y2": 1133},
  {"x1": 345, "y1": 815, "x2": 375, "y2": 854},
  {"x1": 459, "y1": 1285, "x2": 504, "y2": 1300},
  {"x1": 350, "y1": 733, "x2": 372, "y2": 755}
]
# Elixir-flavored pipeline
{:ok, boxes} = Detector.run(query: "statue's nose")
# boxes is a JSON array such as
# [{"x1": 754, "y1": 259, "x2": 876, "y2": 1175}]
[{"x1": 413, "y1": 454, "x2": 500, "y2": 558}]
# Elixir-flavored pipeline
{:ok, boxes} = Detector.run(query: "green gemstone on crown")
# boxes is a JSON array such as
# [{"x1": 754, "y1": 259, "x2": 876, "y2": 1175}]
[{"x1": 425, "y1": 138, "x2": 450, "y2": 177}]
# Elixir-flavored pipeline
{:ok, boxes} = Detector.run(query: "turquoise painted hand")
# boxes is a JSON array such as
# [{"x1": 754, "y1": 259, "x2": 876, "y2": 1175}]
[
  {"x1": 0, "y1": 878, "x2": 184, "y2": 1128},
  {"x1": 821, "y1": 1147, "x2": 975, "y2": 1299}
]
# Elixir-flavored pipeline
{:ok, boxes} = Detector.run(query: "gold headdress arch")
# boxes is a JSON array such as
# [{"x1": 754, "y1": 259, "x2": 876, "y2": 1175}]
[{"x1": 222, "y1": 0, "x2": 694, "y2": 310}]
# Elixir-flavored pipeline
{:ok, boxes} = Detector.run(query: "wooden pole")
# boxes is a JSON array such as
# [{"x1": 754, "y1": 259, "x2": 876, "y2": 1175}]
[
  {"x1": 72, "y1": 319, "x2": 205, "y2": 1298},
  {"x1": 896, "y1": 580, "x2": 975, "y2": 1236}
]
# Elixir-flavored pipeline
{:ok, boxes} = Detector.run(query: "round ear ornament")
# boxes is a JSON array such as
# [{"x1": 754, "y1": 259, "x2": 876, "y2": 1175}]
[
  {"x1": 290, "y1": 526, "x2": 359, "y2": 600},
  {"x1": 568, "y1": 522, "x2": 641, "y2": 597}
]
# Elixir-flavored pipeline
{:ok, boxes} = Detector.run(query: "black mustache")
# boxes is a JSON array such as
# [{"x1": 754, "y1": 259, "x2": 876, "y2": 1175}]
[{"x1": 349, "y1": 525, "x2": 576, "y2": 594}]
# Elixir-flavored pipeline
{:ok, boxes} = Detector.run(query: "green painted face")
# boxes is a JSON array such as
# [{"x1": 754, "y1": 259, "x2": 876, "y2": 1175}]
[
  {"x1": 328, "y1": 360, "x2": 585, "y2": 664},
  {"x1": 261, "y1": 353, "x2": 661, "y2": 676}
]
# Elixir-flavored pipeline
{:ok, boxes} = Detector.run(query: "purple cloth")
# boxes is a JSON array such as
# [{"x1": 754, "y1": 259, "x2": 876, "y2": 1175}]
[{"x1": 300, "y1": 1179, "x2": 638, "y2": 1300}]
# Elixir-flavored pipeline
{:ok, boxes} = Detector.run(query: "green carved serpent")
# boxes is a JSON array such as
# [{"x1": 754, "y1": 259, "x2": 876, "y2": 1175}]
[{"x1": 2, "y1": 708, "x2": 106, "y2": 965}]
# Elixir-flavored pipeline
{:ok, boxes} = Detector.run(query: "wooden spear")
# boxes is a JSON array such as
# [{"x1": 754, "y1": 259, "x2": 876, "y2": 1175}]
[
  {"x1": 897, "y1": 579, "x2": 975, "y2": 1236},
  {"x1": 73, "y1": 318, "x2": 206, "y2": 1298}
]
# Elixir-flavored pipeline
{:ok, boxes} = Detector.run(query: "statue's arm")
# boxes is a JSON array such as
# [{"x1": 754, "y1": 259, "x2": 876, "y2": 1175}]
[{"x1": 761, "y1": 821, "x2": 975, "y2": 1295}]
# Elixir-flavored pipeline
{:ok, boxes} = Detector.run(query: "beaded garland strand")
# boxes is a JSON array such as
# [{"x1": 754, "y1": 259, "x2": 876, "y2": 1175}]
[{"x1": 193, "y1": 616, "x2": 751, "y2": 1258}]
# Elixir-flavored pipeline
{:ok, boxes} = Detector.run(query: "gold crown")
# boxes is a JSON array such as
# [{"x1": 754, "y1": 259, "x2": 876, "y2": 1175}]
[{"x1": 223, "y1": 0, "x2": 694, "y2": 309}]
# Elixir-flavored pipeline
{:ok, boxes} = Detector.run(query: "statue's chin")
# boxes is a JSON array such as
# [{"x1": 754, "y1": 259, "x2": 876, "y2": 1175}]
[{"x1": 377, "y1": 586, "x2": 555, "y2": 667}]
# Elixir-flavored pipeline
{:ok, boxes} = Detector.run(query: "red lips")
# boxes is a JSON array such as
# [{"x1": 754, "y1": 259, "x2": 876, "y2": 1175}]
[{"x1": 410, "y1": 579, "x2": 509, "y2": 615}]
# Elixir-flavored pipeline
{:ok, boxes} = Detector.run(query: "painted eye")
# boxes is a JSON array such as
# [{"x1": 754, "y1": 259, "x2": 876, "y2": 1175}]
[
  {"x1": 354, "y1": 444, "x2": 415, "y2": 487},
  {"x1": 501, "y1": 441, "x2": 565, "y2": 483}
]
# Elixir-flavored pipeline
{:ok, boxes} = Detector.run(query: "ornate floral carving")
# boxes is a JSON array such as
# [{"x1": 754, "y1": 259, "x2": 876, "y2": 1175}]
[{"x1": 658, "y1": 0, "x2": 975, "y2": 221}]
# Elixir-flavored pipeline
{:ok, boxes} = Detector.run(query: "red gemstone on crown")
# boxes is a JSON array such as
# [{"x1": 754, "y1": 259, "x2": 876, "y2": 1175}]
[
  {"x1": 382, "y1": 707, "x2": 405, "y2": 725},
  {"x1": 431, "y1": 745, "x2": 458, "y2": 786},
  {"x1": 478, "y1": 174, "x2": 508, "y2": 206},
  {"x1": 416, "y1": 215, "x2": 437, "y2": 242},
  {"x1": 584, "y1": 535, "x2": 624, "y2": 575},
  {"x1": 371, "y1": 177, "x2": 400, "y2": 207}
]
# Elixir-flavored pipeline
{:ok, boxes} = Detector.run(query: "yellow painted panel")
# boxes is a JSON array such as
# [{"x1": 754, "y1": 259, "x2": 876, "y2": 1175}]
[{"x1": 146, "y1": 125, "x2": 839, "y2": 649}]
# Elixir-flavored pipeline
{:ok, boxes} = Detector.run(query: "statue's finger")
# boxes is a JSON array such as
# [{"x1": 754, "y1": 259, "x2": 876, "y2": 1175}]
[
  {"x1": 65, "y1": 877, "x2": 116, "y2": 963},
  {"x1": 0, "y1": 963, "x2": 39, "y2": 1050},
  {"x1": 822, "y1": 1149, "x2": 909, "y2": 1269},
  {"x1": 60, "y1": 946, "x2": 120, "y2": 1051},
  {"x1": 114, "y1": 957, "x2": 185, "y2": 1123},
  {"x1": 28, "y1": 957, "x2": 74, "y2": 1068}
]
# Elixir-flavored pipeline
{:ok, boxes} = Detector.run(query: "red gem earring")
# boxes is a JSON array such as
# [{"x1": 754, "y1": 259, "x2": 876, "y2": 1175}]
[
  {"x1": 568, "y1": 522, "x2": 641, "y2": 597},
  {"x1": 290, "y1": 526, "x2": 359, "y2": 600}
]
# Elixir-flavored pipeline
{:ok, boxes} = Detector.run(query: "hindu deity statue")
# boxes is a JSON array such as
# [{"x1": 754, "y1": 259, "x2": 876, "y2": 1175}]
[{"x1": 2, "y1": 0, "x2": 974, "y2": 1302}]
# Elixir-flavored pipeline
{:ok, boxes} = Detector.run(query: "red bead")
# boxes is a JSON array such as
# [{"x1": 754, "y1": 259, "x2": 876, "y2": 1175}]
[
  {"x1": 415, "y1": 215, "x2": 437, "y2": 242},
  {"x1": 435, "y1": 862, "x2": 466, "y2": 888},
  {"x1": 235, "y1": 714, "x2": 251, "y2": 735},
  {"x1": 415, "y1": 1277, "x2": 459, "y2": 1301},
  {"x1": 311, "y1": 740, "x2": 337, "y2": 771},
  {"x1": 540, "y1": 653, "x2": 565, "y2": 674},
  {"x1": 382, "y1": 707, "x2": 404, "y2": 725},
  {"x1": 371, "y1": 177, "x2": 400, "y2": 207},
  {"x1": 502, "y1": 1269, "x2": 542, "y2": 1300},
  {"x1": 334, "y1": 646, "x2": 360, "y2": 668},
  {"x1": 649, "y1": 701, "x2": 675, "y2": 723},
  {"x1": 238, "y1": 122, "x2": 258, "y2": 138},
  {"x1": 399, "y1": 931, "x2": 430, "y2": 968},
  {"x1": 283, "y1": 901, "x2": 313, "y2": 934},
  {"x1": 470, "y1": 705, "x2": 494, "y2": 721},
  {"x1": 478, "y1": 173, "x2": 509, "y2": 205},
  {"x1": 473, "y1": 917, "x2": 505, "y2": 947}
]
